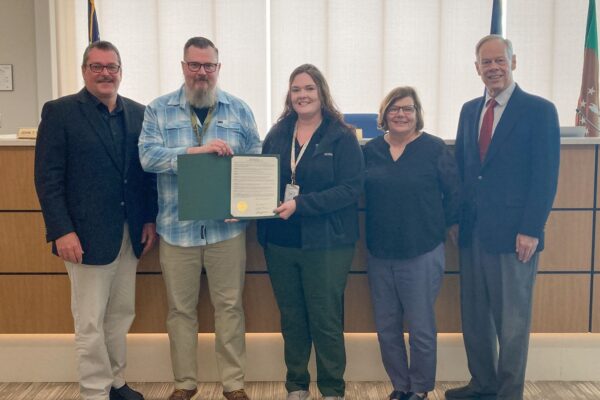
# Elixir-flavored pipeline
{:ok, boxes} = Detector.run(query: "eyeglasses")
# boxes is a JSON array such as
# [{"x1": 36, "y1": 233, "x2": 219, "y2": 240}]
[
  {"x1": 87, "y1": 63, "x2": 121, "y2": 74},
  {"x1": 184, "y1": 62, "x2": 219, "y2": 73},
  {"x1": 387, "y1": 105, "x2": 416, "y2": 114}
]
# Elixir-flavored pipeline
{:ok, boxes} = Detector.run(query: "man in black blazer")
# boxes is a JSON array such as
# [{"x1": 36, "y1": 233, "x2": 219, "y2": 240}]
[
  {"x1": 446, "y1": 35, "x2": 560, "y2": 400},
  {"x1": 34, "y1": 41, "x2": 158, "y2": 400}
]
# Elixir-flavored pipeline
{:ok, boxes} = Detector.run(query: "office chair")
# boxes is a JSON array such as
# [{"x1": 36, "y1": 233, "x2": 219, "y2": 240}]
[{"x1": 344, "y1": 113, "x2": 381, "y2": 140}]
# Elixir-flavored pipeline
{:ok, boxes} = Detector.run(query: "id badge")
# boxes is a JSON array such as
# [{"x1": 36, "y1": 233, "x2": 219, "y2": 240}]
[{"x1": 284, "y1": 183, "x2": 300, "y2": 202}]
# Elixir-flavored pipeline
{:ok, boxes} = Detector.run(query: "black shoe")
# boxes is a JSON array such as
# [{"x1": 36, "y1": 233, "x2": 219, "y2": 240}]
[
  {"x1": 387, "y1": 391, "x2": 419, "y2": 400},
  {"x1": 445, "y1": 385, "x2": 495, "y2": 399},
  {"x1": 110, "y1": 383, "x2": 145, "y2": 400},
  {"x1": 388, "y1": 391, "x2": 404, "y2": 400}
]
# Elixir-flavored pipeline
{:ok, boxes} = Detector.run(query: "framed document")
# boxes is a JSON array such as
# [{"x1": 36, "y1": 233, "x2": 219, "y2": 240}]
[
  {"x1": 0, "y1": 65, "x2": 13, "y2": 91},
  {"x1": 178, "y1": 153, "x2": 280, "y2": 220}
]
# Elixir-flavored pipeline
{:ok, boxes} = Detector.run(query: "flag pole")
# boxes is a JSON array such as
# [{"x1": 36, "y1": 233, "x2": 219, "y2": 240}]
[{"x1": 88, "y1": 0, "x2": 100, "y2": 44}]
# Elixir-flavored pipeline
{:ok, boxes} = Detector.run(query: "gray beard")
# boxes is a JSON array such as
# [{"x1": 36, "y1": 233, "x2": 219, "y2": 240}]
[{"x1": 186, "y1": 86, "x2": 217, "y2": 108}]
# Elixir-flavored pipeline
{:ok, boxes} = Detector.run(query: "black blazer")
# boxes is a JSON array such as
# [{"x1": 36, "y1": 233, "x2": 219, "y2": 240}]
[
  {"x1": 34, "y1": 89, "x2": 158, "y2": 265},
  {"x1": 455, "y1": 85, "x2": 560, "y2": 253}
]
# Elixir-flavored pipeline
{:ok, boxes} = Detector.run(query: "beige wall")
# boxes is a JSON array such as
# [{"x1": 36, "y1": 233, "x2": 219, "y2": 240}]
[{"x1": 0, "y1": 0, "x2": 39, "y2": 135}]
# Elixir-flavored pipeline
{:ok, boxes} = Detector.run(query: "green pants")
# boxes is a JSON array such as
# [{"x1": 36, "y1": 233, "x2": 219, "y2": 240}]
[{"x1": 265, "y1": 243, "x2": 354, "y2": 397}]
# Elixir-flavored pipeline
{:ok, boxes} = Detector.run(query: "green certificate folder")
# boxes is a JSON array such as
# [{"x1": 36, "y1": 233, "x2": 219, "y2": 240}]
[{"x1": 178, "y1": 153, "x2": 279, "y2": 221}]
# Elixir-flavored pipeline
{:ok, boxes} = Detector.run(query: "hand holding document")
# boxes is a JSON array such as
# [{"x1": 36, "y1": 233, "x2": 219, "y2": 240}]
[
  {"x1": 178, "y1": 153, "x2": 280, "y2": 220},
  {"x1": 230, "y1": 156, "x2": 279, "y2": 218}
]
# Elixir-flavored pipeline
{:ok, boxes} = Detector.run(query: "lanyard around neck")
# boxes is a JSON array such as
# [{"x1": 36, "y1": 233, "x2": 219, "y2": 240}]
[
  {"x1": 290, "y1": 122, "x2": 316, "y2": 185},
  {"x1": 190, "y1": 105, "x2": 215, "y2": 145}
]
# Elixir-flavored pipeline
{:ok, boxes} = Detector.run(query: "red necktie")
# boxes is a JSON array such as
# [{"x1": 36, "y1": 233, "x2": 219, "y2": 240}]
[{"x1": 479, "y1": 98, "x2": 497, "y2": 161}]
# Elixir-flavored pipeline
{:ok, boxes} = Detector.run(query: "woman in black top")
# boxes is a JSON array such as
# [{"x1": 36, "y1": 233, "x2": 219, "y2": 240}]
[
  {"x1": 363, "y1": 87, "x2": 459, "y2": 400},
  {"x1": 257, "y1": 64, "x2": 364, "y2": 400}
]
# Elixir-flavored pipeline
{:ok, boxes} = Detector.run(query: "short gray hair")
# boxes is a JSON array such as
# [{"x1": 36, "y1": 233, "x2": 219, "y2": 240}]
[
  {"x1": 475, "y1": 34, "x2": 513, "y2": 61},
  {"x1": 82, "y1": 40, "x2": 122, "y2": 67}
]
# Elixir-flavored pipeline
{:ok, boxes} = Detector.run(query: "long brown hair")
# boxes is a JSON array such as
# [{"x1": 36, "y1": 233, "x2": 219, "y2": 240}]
[{"x1": 278, "y1": 64, "x2": 345, "y2": 124}]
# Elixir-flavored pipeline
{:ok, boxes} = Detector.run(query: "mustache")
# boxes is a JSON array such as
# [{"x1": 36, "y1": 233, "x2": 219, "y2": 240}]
[{"x1": 96, "y1": 76, "x2": 114, "y2": 83}]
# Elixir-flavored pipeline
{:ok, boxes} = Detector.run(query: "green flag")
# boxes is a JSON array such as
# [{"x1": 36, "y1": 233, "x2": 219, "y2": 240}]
[{"x1": 577, "y1": 0, "x2": 599, "y2": 136}]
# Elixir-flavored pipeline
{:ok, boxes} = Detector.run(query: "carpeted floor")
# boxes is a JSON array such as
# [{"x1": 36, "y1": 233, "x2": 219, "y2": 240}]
[{"x1": 1, "y1": 381, "x2": 599, "y2": 399}]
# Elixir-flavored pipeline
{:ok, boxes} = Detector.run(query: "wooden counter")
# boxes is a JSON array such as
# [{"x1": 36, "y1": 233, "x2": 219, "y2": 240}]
[{"x1": 1, "y1": 136, "x2": 599, "y2": 333}]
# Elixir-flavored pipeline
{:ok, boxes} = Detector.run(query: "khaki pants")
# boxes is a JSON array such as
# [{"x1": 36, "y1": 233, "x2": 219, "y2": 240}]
[
  {"x1": 66, "y1": 224, "x2": 137, "y2": 400},
  {"x1": 160, "y1": 232, "x2": 247, "y2": 392}
]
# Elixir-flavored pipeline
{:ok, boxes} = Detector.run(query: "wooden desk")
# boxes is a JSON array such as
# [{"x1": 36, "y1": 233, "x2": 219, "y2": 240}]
[{"x1": 1, "y1": 136, "x2": 599, "y2": 333}]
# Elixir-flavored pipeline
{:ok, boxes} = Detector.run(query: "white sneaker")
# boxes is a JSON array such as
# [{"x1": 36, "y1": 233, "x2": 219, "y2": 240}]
[
  {"x1": 322, "y1": 397, "x2": 344, "y2": 400},
  {"x1": 287, "y1": 390, "x2": 311, "y2": 400}
]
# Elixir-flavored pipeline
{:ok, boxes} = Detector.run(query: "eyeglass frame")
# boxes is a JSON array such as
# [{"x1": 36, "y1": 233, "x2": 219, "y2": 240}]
[
  {"x1": 87, "y1": 63, "x2": 121, "y2": 74},
  {"x1": 183, "y1": 61, "x2": 220, "y2": 73},
  {"x1": 387, "y1": 105, "x2": 417, "y2": 115}
]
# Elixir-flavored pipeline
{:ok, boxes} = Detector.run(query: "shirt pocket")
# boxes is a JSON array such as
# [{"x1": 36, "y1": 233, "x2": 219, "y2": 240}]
[
  {"x1": 164, "y1": 120, "x2": 196, "y2": 148},
  {"x1": 215, "y1": 120, "x2": 243, "y2": 152}
]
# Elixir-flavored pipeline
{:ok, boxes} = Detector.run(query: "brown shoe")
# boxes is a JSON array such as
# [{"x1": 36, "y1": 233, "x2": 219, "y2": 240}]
[
  {"x1": 168, "y1": 388, "x2": 199, "y2": 400},
  {"x1": 223, "y1": 389, "x2": 250, "y2": 400}
]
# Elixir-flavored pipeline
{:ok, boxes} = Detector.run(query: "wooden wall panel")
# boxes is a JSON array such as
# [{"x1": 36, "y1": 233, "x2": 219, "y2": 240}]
[
  {"x1": 130, "y1": 275, "x2": 169, "y2": 333},
  {"x1": 540, "y1": 211, "x2": 593, "y2": 271},
  {"x1": 0, "y1": 145, "x2": 597, "y2": 334},
  {"x1": 436, "y1": 275, "x2": 462, "y2": 332},
  {"x1": 0, "y1": 147, "x2": 39, "y2": 210},
  {"x1": 593, "y1": 274, "x2": 600, "y2": 333},
  {"x1": 0, "y1": 212, "x2": 63, "y2": 272},
  {"x1": 531, "y1": 274, "x2": 590, "y2": 333},
  {"x1": 593, "y1": 219, "x2": 600, "y2": 271},
  {"x1": 344, "y1": 275, "x2": 375, "y2": 332},
  {"x1": 0, "y1": 213, "x2": 165, "y2": 274},
  {"x1": 351, "y1": 213, "x2": 368, "y2": 271},
  {"x1": 2, "y1": 272, "x2": 587, "y2": 333},
  {"x1": 246, "y1": 222, "x2": 266, "y2": 271},
  {"x1": 0, "y1": 276, "x2": 72, "y2": 333},
  {"x1": 555, "y1": 145, "x2": 595, "y2": 209},
  {"x1": 243, "y1": 275, "x2": 280, "y2": 332},
  {"x1": 441, "y1": 211, "x2": 591, "y2": 273},
  {"x1": 136, "y1": 245, "x2": 161, "y2": 272},
  {"x1": 445, "y1": 239, "x2": 459, "y2": 272},
  {"x1": 344, "y1": 273, "x2": 592, "y2": 333}
]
